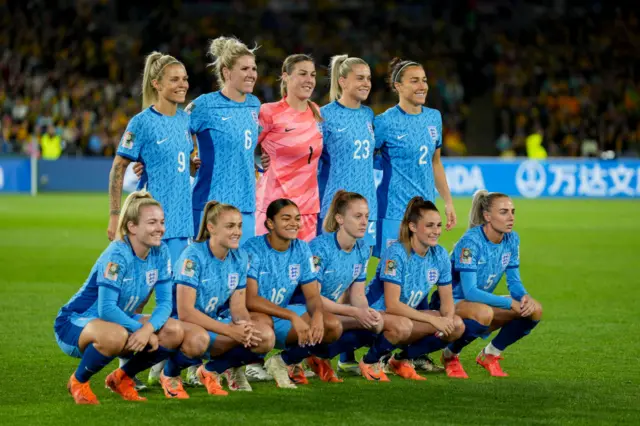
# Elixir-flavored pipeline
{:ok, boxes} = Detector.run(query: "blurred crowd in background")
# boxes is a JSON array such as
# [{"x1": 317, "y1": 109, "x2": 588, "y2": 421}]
[{"x1": 0, "y1": 0, "x2": 637, "y2": 159}]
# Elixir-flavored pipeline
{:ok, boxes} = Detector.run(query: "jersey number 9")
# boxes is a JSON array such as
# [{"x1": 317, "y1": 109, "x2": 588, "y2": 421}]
[{"x1": 178, "y1": 152, "x2": 186, "y2": 172}]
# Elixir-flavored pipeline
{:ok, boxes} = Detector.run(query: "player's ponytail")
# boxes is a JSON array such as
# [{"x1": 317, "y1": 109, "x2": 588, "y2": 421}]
[
  {"x1": 323, "y1": 190, "x2": 367, "y2": 233},
  {"x1": 141, "y1": 51, "x2": 183, "y2": 109},
  {"x1": 115, "y1": 190, "x2": 162, "y2": 240},
  {"x1": 207, "y1": 36, "x2": 258, "y2": 89},
  {"x1": 196, "y1": 200, "x2": 240, "y2": 242},
  {"x1": 329, "y1": 54, "x2": 369, "y2": 102},
  {"x1": 398, "y1": 196, "x2": 439, "y2": 255},
  {"x1": 468, "y1": 189, "x2": 510, "y2": 229},
  {"x1": 387, "y1": 57, "x2": 421, "y2": 93},
  {"x1": 264, "y1": 198, "x2": 298, "y2": 232},
  {"x1": 280, "y1": 54, "x2": 323, "y2": 122}
]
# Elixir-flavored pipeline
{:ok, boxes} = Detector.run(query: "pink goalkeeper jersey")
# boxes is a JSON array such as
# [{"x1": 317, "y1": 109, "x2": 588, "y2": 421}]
[{"x1": 256, "y1": 98, "x2": 323, "y2": 214}]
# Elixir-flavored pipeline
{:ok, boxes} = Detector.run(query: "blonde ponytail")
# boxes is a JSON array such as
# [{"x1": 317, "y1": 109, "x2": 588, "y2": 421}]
[
  {"x1": 468, "y1": 189, "x2": 510, "y2": 229},
  {"x1": 323, "y1": 190, "x2": 367, "y2": 233},
  {"x1": 141, "y1": 51, "x2": 183, "y2": 109},
  {"x1": 115, "y1": 190, "x2": 162, "y2": 240},
  {"x1": 196, "y1": 201, "x2": 240, "y2": 242},
  {"x1": 328, "y1": 54, "x2": 369, "y2": 102}
]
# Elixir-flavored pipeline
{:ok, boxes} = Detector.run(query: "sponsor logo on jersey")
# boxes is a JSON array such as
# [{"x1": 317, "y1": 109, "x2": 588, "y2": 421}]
[
  {"x1": 228, "y1": 273, "x2": 239, "y2": 290},
  {"x1": 146, "y1": 269, "x2": 158, "y2": 287},
  {"x1": 121, "y1": 132, "x2": 134, "y2": 149},
  {"x1": 289, "y1": 264, "x2": 301, "y2": 281},
  {"x1": 460, "y1": 248, "x2": 472, "y2": 264},
  {"x1": 384, "y1": 260, "x2": 397, "y2": 276},
  {"x1": 104, "y1": 262, "x2": 120, "y2": 281},
  {"x1": 427, "y1": 268, "x2": 439, "y2": 284},
  {"x1": 427, "y1": 126, "x2": 439, "y2": 143},
  {"x1": 181, "y1": 259, "x2": 195, "y2": 277}
]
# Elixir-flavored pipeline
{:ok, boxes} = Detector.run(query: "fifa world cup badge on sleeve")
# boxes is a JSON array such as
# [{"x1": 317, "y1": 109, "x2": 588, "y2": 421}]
[
  {"x1": 460, "y1": 248, "x2": 472, "y2": 264},
  {"x1": 104, "y1": 262, "x2": 120, "y2": 281},
  {"x1": 384, "y1": 260, "x2": 397, "y2": 276},
  {"x1": 181, "y1": 259, "x2": 195, "y2": 277},
  {"x1": 121, "y1": 132, "x2": 134, "y2": 149},
  {"x1": 312, "y1": 256, "x2": 321, "y2": 273}
]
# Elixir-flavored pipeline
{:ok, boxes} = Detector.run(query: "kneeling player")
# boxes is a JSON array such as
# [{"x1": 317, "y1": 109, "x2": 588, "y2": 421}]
[
  {"x1": 54, "y1": 191, "x2": 185, "y2": 404},
  {"x1": 439, "y1": 190, "x2": 542, "y2": 377}
]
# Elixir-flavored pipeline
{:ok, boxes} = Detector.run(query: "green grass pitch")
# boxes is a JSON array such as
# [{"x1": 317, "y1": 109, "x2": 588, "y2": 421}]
[{"x1": 0, "y1": 194, "x2": 639, "y2": 425}]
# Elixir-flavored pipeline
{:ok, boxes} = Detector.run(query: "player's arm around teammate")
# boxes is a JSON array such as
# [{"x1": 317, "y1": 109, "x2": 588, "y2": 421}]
[
  {"x1": 364, "y1": 197, "x2": 465, "y2": 381},
  {"x1": 441, "y1": 190, "x2": 543, "y2": 378},
  {"x1": 302, "y1": 191, "x2": 413, "y2": 382},
  {"x1": 244, "y1": 199, "x2": 342, "y2": 389},
  {"x1": 160, "y1": 201, "x2": 275, "y2": 397},
  {"x1": 54, "y1": 191, "x2": 186, "y2": 405}
]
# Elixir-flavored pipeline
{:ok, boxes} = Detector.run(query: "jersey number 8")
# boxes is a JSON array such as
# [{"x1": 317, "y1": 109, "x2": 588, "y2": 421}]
[{"x1": 205, "y1": 296, "x2": 219, "y2": 314}]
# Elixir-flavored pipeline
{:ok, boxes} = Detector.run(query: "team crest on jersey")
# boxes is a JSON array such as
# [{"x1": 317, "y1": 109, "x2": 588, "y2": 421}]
[
  {"x1": 146, "y1": 269, "x2": 158, "y2": 287},
  {"x1": 185, "y1": 102, "x2": 196, "y2": 115},
  {"x1": 121, "y1": 132, "x2": 134, "y2": 149},
  {"x1": 427, "y1": 268, "x2": 439, "y2": 285},
  {"x1": 427, "y1": 126, "x2": 439, "y2": 143},
  {"x1": 384, "y1": 260, "x2": 397, "y2": 277},
  {"x1": 251, "y1": 111, "x2": 259, "y2": 125},
  {"x1": 312, "y1": 256, "x2": 321, "y2": 273},
  {"x1": 181, "y1": 259, "x2": 195, "y2": 277},
  {"x1": 353, "y1": 264, "x2": 363, "y2": 279},
  {"x1": 289, "y1": 264, "x2": 301, "y2": 281},
  {"x1": 460, "y1": 248, "x2": 472, "y2": 264},
  {"x1": 228, "y1": 273, "x2": 239, "y2": 290},
  {"x1": 104, "y1": 262, "x2": 120, "y2": 281},
  {"x1": 501, "y1": 253, "x2": 511, "y2": 267}
]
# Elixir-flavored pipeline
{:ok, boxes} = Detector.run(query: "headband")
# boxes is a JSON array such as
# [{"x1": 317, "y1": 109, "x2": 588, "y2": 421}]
[{"x1": 392, "y1": 61, "x2": 419, "y2": 83}]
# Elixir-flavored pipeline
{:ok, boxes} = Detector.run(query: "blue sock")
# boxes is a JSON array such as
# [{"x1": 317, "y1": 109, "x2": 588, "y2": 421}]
[
  {"x1": 164, "y1": 351, "x2": 201, "y2": 377},
  {"x1": 447, "y1": 319, "x2": 490, "y2": 354},
  {"x1": 320, "y1": 330, "x2": 376, "y2": 359},
  {"x1": 75, "y1": 344, "x2": 115, "y2": 383},
  {"x1": 396, "y1": 334, "x2": 448, "y2": 360},
  {"x1": 121, "y1": 346, "x2": 175, "y2": 377},
  {"x1": 205, "y1": 346, "x2": 255, "y2": 373},
  {"x1": 340, "y1": 351, "x2": 357, "y2": 364},
  {"x1": 362, "y1": 333, "x2": 396, "y2": 364},
  {"x1": 280, "y1": 345, "x2": 312, "y2": 365},
  {"x1": 491, "y1": 319, "x2": 540, "y2": 351}
]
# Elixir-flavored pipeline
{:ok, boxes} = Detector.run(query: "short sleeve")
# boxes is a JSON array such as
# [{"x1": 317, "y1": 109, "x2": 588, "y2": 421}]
[
  {"x1": 96, "y1": 253, "x2": 129, "y2": 292},
  {"x1": 246, "y1": 247, "x2": 261, "y2": 282},
  {"x1": 298, "y1": 242, "x2": 317, "y2": 285},
  {"x1": 378, "y1": 245, "x2": 405, "y2": 285},
  {"x1": 309, "y1": 238, "x2": 328, "y2": 283},
  {"x1": 158, "y1": 243, "x2": 172, "y2": 282},
  {"x1": 373, "y1": 114, "x2": 387, "y2": 149},
  {"x1": 355, "y1": 245, "x2": 370, "y2": 283},
  {"x1": 116, "y1": 115, "x2": 145, "y2": 161},
  {"x1": 507, "y1": 232, "x2": 520, "y2": 269},
  {"x1": 258, "y1": 105, "x2": 273, "y2": 145},
  {"x1": 174, "y1": 251, "x2": 201, "y2": 289},
  {"x1": 436, "y1": 246, "x2": 452, "y2": 285},
  {"x1": 435, "y1": 110, "x2": 443, "y2": 149},
  {"x1": 186, "y1": 97, "x2": 206, "y2": 134},
  {"x1": 452, "y1": 239, "x2": 480, "y2": 272},
  {"x1": 236, "y1": 251, "x2": 249, "y2": 290}
]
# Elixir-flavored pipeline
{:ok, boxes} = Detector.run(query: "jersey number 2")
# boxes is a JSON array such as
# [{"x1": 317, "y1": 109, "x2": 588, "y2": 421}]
[{"x1": 419, "y1": 146, "x2": 428, "y2": 165}]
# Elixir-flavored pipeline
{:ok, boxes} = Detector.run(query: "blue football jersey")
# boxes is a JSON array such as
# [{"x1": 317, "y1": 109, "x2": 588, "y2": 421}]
[
  {"x1": 116, "y1": 107, "x2": 193, "y2": 240},
  {"x1": 309, "y1": 232, "x2": 369, "y2": 302},
  {"x1": 375, "y1": 105, "x2": 443, "y2": 220},
  {"x1": 58, "y1": 239, "x2": 172, "y2": 319},
  {"x1": 173, "y1": 241, "x2": 248, "y2": 318},
  {"x1": 243, "y1": 235, "x2": 316, "y2": 307},
  {"x1": 368, "y1": 241, "x2": 452, "y2": 310},
  {"x1": 451, "y1": 227, "x2": 521, "y2": 300},
  {"x1": 318, "y1": 102, "x2": 377, "y2": 220},
  {"x1": 188, "y1": 91, "x2": 261, "y2": 213}
]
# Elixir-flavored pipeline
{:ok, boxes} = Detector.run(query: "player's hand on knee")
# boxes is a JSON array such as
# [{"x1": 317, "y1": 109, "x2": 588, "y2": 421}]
[
  {"x1": 309, "y1": 314, "x2": 325, "y2": 346},
  {"x1": 292, "y1": 316, "x2": 311, "y2": 347},
  {"x1": 147, "y1": 333, "x2": 159, "y2": 352},
  {"x1": 356, "y1": 308, "x2": 380, "y2": 329},
  {"x1": 510, "y1": 298, "x2": 522, "y2": 316},
  {"x1": 127, "y1": 325, "x2": 153, "y2": 353},
  {"x1": 434, "y1": 316, "x2": 455, "y2": 337},
  {"x1": 520, "y1": 295, "x2": 536, "y2": 318},
  {"x1": 229, "y1": 322, "x2": 253, "y2": 346}
]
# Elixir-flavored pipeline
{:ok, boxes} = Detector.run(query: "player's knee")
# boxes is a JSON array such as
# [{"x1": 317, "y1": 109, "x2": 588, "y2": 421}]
[
  {"x1": 531, "y1": 302, "x2": 543, "y2": 321},
  {"x1": 371, "y1": 317, "x2": 385, "y2": 335},
  {"x1": 473, "y1": 305, "x2": 494, "y2": 326},
  {"x1": 451, "y1": 316, "x2": 465, "y2": 340},
  {"x1": 251, "y1": 312, "x2": 274, "y2": 328},
  {"x1": 323, "y1": 315, "x2": 343, "y2": 343},
  {"x1": 181, "y1": 328, "x2": 210, "y2": 358},
  {"x1": 386, "y1": 317, "x2": 412, "y2": 344},
  {"x1": 253, "y1": 325, "x2": 275, "y2": 354},
  {"x1": 159, "y1": 319, "x2": 184, "y2": 349},
  {"x1": 99, "y1": 326, "x2": 128, "y2": 356}
]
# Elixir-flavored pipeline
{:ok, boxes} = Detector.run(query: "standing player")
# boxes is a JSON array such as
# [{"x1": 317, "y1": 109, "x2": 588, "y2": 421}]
[
  {"x1": 108, "y1": 51, "x2": 193, "y2": 264},
  {"x1": 255, "y1": 54, "x2": 323, "y2": 242},
  {"x1": 188, "y1": 36, "x2": 261, "y2": 242},
  {"x1": 440, "y1": 190, "x2": 542, "y2": 377},
  {"x1": 301, "y1": 191, "x2": 413, "y2": 382},
  {"x1": 158, "y1": 201, "x2": 275, "y2": 398},
  {"x1": 317, "y1": 55, "x2": 377, "y2": 246},
  {"x1": 54, "y1": 191, "x2": 184, "y2": 404},
  {"x1": 365, "y1": 197, "x2": 465, "y2": 380},
  {"x1": 244, "y1": 199, "x2": 343, "y2": 389},
  {"x1": 374, "y1": 57, "x2": 457, "y2": 257}
]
